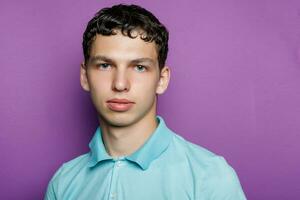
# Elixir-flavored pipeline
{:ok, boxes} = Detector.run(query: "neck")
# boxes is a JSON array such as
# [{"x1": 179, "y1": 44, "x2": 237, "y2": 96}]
[{"x1": 99, "y1": 111, "x2": 158, "y2": 158}]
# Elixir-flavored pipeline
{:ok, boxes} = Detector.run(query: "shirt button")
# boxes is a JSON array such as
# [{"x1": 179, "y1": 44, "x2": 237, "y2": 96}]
[
  {"x1": 110, "y1": 192, "x2": 117, "y2": 199},
  {"x1": 116, "y1": 161, "x2": 122, "y2": 167}
]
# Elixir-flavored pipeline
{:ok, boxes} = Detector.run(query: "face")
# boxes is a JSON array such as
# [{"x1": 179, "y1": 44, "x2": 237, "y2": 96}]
[{"x1": 80, "y1": 30, "x2": 170, "y2": 127}]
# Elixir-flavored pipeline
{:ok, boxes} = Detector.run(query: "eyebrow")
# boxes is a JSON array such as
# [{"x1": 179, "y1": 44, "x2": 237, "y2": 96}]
[{"x1": 89, "y1": 55, "x2": 156, "y2": 65}]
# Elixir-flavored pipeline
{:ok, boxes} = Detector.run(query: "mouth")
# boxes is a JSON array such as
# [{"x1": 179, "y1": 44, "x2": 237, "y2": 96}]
[
  {"x1": 107, "y1": 98, "x2": 135, "y2": 104},
  {"x1": 106, "y1": 98, "x2": 135, "y2": 112}
]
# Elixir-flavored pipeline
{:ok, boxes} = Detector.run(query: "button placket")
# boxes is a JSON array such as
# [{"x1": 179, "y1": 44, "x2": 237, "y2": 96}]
[{"x1": 108, "y1": 157, "x2": 125, "y2": 199}]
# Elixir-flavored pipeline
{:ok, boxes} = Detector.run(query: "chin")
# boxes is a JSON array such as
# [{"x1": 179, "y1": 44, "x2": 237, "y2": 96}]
[{"x1": 100, "y1": 112, "x2": 138, "y2": 127}]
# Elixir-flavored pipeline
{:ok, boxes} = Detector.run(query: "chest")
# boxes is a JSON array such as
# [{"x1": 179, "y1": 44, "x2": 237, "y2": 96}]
[{"x1": 60, "y1": 160, "x2": 195, "y2": 200}]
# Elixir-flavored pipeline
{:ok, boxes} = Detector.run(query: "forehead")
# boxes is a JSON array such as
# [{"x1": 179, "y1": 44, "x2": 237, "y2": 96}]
[{"x1": 89, "y1": 30, "x2": 158, "y2": 63}]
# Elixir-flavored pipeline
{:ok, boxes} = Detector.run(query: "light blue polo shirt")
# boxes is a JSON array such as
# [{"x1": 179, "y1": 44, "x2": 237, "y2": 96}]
[{"x1": 45, "y1": 116, "x2": 247, "y2": 200}]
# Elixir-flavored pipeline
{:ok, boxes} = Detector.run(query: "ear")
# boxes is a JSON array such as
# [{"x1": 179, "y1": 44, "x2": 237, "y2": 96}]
[
  {"x1": 156, "y1": 66, "x2": 171, "y2": 95},
  {"x1": 80, "y1": 62, "x2": 90, "y2": 92}
]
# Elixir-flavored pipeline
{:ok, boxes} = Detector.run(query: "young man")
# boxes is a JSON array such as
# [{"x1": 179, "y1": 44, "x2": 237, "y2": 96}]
[{"x1": 45, "y1": 4, "x2": 246, "y2": 200}]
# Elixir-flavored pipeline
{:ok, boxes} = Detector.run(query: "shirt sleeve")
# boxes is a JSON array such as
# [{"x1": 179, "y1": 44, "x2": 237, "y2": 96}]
[
  {"x1": 204, "y1": 156, "x2": 247, "y2": 200},
  {"x1": 44, "y1": 164, "x2": 64, "y2": 200}
]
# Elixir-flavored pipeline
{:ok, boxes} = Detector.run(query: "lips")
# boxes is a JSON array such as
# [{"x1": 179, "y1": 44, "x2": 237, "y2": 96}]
[
  {"x1": 107, "y1": 98, "x2": 134, "y2": 104},
  {"x1": 106, "y1": 98, "x2": 135, "y2": 112}
]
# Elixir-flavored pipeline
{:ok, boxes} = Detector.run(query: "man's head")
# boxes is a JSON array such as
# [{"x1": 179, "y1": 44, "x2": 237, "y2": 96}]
[
  {"x1": 82, "y1": 4, "x2": 169, "y2": 70},
  {"x1": 80, "y1": 4, "x2": 170, "y2": 127}
]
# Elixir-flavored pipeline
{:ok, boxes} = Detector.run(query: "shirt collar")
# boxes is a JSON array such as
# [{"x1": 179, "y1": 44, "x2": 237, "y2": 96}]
[{"x1": 87, "y1": 115, "x2": 173, "y2": 170}]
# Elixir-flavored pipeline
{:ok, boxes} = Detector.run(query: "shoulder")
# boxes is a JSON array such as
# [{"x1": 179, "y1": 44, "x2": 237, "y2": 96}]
[
  {"x1": 53, "y1": 153, "x2": 90, "y2": 180},
  {"x1": 171, "y1": 132, "x2": 222, "y2": 167},
  {"x1": 171, "y1": 133, "x2": 247, "y2": 199},
  {"x1": 171, "y1": 132, "x2": 233, "y2": 173},
  {"x1": 58, "y1": 153, "x2": 90, "y2": 174},
  {"x1": 44, "y1": 153, "x2": 90, "y2": 199}
]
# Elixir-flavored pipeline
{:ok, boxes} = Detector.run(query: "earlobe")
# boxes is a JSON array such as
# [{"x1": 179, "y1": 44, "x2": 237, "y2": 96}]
[
  {"x1": 156, "y1": 66, "x2": 171, "y2": 95},
  {"x1": 80, "y1": 62, "x2": 90, "y2": 92},
  {"x1": 156, "y1": 79, "x2": 165, "y2": 94}
]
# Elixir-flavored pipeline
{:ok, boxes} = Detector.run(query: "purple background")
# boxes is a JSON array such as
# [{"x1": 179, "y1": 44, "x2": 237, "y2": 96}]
[{"x1": 1, "y1": 0, "x2": 300, "y2": 199}]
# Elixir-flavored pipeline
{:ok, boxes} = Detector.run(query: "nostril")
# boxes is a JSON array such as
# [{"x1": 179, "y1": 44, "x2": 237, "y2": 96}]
[
  {"x1": 112, "y1": 70, "x2": 130, "y2": 91},
  {"x1": 112, "y1": 81, "x2": 129, "y2": 92}
]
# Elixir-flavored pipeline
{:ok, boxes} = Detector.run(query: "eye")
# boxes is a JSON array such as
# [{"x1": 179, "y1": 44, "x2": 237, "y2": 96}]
[
  {"x1": 134, "y1": 65, "x2": 146, "y2": 72},
  {"x1": 97, "y1": 63, "x2": 111, "y2": 70}
]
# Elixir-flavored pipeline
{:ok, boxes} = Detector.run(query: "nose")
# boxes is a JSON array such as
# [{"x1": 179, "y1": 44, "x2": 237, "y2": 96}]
[{"x1": 112, "y1": 68, "x2": 130, "y2": 92}]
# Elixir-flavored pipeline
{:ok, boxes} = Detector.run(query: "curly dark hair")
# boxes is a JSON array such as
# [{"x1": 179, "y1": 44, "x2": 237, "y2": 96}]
[{"x1": 82, "y1": 4, "x2": 169, "y2": 70}]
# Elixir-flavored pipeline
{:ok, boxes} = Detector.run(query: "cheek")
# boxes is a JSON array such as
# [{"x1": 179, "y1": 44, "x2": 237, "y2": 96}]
[
  {"x1": 133, "y1": 75, "x2": 159, "y2": 95},
  {"x1": 89, "y1": 75, "x2": 111, "y2": 100},
  {"x1": 89, "y1": 73, "x2": 111, "y2": 89}
]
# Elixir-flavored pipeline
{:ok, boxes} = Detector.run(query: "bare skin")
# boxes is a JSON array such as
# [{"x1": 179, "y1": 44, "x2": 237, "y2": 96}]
[{"x1": 80, "y1": 30, "x2": 170, "y2": 157}]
